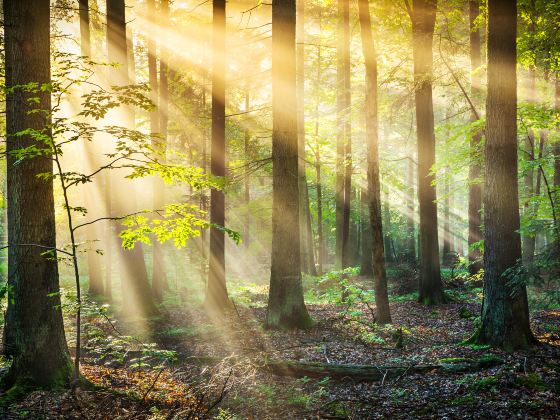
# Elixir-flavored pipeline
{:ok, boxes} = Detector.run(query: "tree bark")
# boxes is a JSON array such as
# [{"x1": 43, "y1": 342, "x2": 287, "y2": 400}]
[
  {"x1": 3, "y1": 0, "x2": 73, "y2": 388},
  {"x1": 476, "y1": 0, "x2": 534, "y2": 350},
  {"x1": 206, "y1": 0, "x2": 230, "y2": 312},
  {"x1": 409, "y1": 0, "x2": 446, "y2": 304},
  {"x1": 107, "y1": 0, "x2": 156, "y2": 317},
  {"x1": 266, "y1": 0, "x2": 312, "y2": 329},
  {"x1": 336, "y1": 0, "x2": 351, "y2": 269},
  {"x1": 468, "y1": 0, "x2": 483, "y2": 275},
  {"x1": 358, "y1": 0, "x2": 391, "y2": 324},
  {"x1": 555, "y1": 76, "x2": 560, "y2": 189}
]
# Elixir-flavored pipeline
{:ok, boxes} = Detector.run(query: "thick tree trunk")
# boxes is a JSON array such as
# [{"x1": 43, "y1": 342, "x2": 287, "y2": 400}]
[
  {"x1": 79, "y1": 0, "x2": 104, "y2": 296},
  {"x1": 267, "y1": 0, "x2": 312, "y2": 329},
  {"x1": 476, "y1": 0, "x2": 534, "y2": 350},
  {"x1": 151, "y1": 0, "x2": 167, "y2": 301},
  {"x1": 3, "y1": 0, "x2": 73, "y2": 388},
  {"x1": 410, "y1": 0, "x2": 446, "y2": 304},
  {"x1": 358, "y1": 0, "x2": 391, "y2": 324},
  {"x1": 206, "y1": 0, "x2": 230, "y2": 311},
  {"x1": 107, "y1": 0, "x2": 156, "y2": 317},
  {"x1": 336, "y1": 0, "x2": 351, "y2": 269},
  {"x1": 468, "y1": 0, "x2": 483, "y2": 275},
  {"x1": 555, "y1": 77, "x2": 560, "y2": 189}
]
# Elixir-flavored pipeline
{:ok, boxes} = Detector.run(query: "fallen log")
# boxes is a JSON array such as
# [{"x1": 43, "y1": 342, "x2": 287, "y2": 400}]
[{"x1": 266, "y1": 354, "x2": 504, "y2": 382}]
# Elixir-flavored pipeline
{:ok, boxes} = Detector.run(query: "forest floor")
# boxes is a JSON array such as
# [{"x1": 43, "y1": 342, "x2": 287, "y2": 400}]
[{"x1": 1, "y1": 267, "x2": 559, "y2": 419}]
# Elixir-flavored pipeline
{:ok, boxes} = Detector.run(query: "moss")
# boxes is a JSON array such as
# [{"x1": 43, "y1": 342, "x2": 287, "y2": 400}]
[
  {"x1": 514, "y1": 373, "x2": 547, "y2": 391},
  {"x1": 471, "y1": 375, "x2": 498, "y2": 391},
  {"x1": 449, "y1": 395, "x2": 477, "y2": 406}
]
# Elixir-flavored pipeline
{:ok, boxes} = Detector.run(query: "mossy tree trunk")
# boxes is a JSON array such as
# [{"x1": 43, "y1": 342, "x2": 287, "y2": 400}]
[
  {"x1": 476, "y1": 0, "x2": 535, "y2": 350},
  {"x1": 408, "y1": 0, "x2": 447, "y2": 305},
  {"x1": 358, "y1": 0, "x2": 391, "y2": 324},
  {"x1": 266, "y1": 0, "x2": 312, "y2": 330},
  {"x1": 3, "y1": 0, "x2": 73, "y2": 388}
]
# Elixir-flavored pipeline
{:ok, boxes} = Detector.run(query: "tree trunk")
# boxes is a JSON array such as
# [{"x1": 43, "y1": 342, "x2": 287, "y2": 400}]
[
  {"x1": 468, "y1": 0, "x2": 483, "y2": 275},
  {"x1": 206, "y1": 0, "x2": 230, "y2": 311},
  {"x1": 150, "y1": 0, "x2": 167, "y2": 301},
  {"x1": 409, "y1": 0, "x2": 446, "y2": 304},
  {"x1": 522, "y1": 65, "x2": 536, "y2": 263},
  {"x1": 314, "y1": 45, "x2": 324, "y2": 275},
  {"x1": 244, "y1": 88, "x2": 251, "y2": 249},
  {"x1": 476, "y1": 0, "x2": 534, "y2": 350},
  {"x1": 406, "y1": 156, "x2": 416, "y2": 264},
  {"x1": 442, "y1": 177, "x2": 451, "y2": 265},
  {"x1": 360, "y1": 186, "x2": 373, "y2": 277},
  {"x1": 266, "y1": 0, "x2": 312, "y2": 329},
  {"x1": 297, "y1": 0, "x2": 316, "y2": 275},
  {"x1": 79, "y1": 0, "x2": 104, "y2": 296},
  {"x1": 107, "y1": 0, "x2": 156, "y2": 317},
  {"x1": 336, "y1": 0, "x2": 351, "y2": 269},
  {"x1": 358, "y1": 0, "x2": 391, "y2": 324},
  {"x1": 555, "y1": 76, "x2": 560, "y2": 189},
  {"x1": 383, "y1": 189, "x2": 393, "y2": 263},
  {"x1": 3, "y1": 0, "x2": 73, "y2": 388}
]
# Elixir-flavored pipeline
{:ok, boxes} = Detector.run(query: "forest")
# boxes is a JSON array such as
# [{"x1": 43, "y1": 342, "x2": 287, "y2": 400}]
[{"x1": 0, "y1": 0, "x2": 559, "y2": 418}]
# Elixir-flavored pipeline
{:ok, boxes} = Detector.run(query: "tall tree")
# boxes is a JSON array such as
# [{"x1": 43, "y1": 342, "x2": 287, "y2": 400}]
[
  {"x1": 297, "y1": 0, "x2": 317, "y2": 275},
  {"x1": 206, "y1": 0, "x2": 230, "y2": 311},
  {"x1": 475, "y1": 0, "x2": 534, "y2": 349},
  {"x1": 406, "y1": 156, "x2": 416, "y2": 263},
  {"x1": 147, "y1": 0, "x2": 163, "y2": 301},
  {"x1": 266, "y1": 0, "x2": 313, "y2": 329},
  {"x1": 107, "y1": 0, "x2": 156, "y2": 316},
  {"x1": 467, "y1": 0, "x2": 483, "y2": 275},
  {"x1": 79, "y1": 0, "x2": 104, "y2": 296},
  {"x1": 358, "y1": 0, "x2": 391, "y2": 324},
  {"x1": 360, "y1": 186, "x2": 373, "y2": 276},
  {"x1": 336, "y1": 0, "x2": 351, "y2": 269},
  {"x1": 406, "y1": 0, "x2": 446, "y2": 304},
  {"x1": 3, "y1": 0, "x2": 73, "y2": 388}
]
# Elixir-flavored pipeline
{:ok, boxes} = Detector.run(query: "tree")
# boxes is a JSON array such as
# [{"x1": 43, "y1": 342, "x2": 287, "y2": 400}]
[
  {"x1": 148, "y1": 0, "x2": 166, "y2": 302},
  {"x1": 79, "y1": 0, "x2": 104, "y2": 297},
  {"x1": 106, "y1": 0, "x2": 156, "y2": 317},
  {"x1": 358, "y1": 0, "x2": 391, "y2": 324},
  {"x1": 2, "y1": 0, "x2": 73, "y2": 388},
  {"x1": 475, "y1": 0, "x2": 535, "y2": 349},
  {"x1": 406, "y1": 0, "x2": 447, "y2": 304},
  {"x1": 467, "y1": 0, "x2": 483, "y2": 275},
  {"x1": 336, "y1": 0, "x2": 351, "y2": 269},
  {"x1": 266, "y1": 0, "x2": 313, "y2": 330},
  {"x1": 297, "y1": 0, "x2": 317, "y2": 275},
  {"x1": 206, "y1": 0, "x2": 230, "y2": 311}
]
